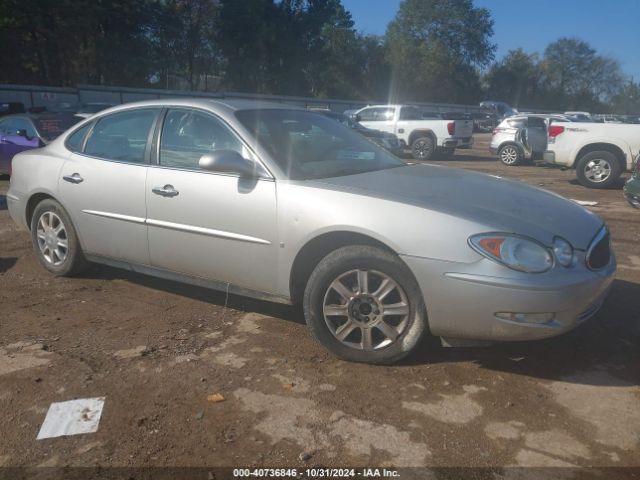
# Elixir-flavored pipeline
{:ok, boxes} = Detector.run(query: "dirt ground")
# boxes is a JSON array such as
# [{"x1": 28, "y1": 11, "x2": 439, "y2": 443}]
[{"x1": 1, "y1": 134, "x2": 639, "y2": 479}]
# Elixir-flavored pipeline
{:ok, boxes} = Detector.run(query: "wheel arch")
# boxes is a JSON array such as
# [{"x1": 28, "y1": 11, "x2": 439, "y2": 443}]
[
  {"x1": 289, "y1": 231, "x2": 398, "y2": 305},
  {"x1": 498, "y1": 141, "x2": 524, "y2": 153},
  {"x1": 574, "y1": 142, "x2": 628, "y2": 171},
  {"x1": 25, "y1": 191, "x2": 58, "y2": 230},
  {"x1": 408, "y1": 129, "x2": 436, "y2": 146}
]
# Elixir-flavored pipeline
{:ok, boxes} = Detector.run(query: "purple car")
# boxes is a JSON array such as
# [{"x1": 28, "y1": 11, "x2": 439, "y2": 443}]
[{"x1": 0, "y1": 113, "x2": 81, "y2": 175}]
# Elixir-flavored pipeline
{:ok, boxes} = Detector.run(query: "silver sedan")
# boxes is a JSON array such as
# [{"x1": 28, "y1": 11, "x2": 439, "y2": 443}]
[{"x1": 7, "y1": 99, "x2": 616, "y2": 364}]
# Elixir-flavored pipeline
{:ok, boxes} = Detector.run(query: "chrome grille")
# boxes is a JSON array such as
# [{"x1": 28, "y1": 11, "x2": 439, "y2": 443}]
[{"x1": 586, "y1": 227, "x2": 611, "y2": 270}]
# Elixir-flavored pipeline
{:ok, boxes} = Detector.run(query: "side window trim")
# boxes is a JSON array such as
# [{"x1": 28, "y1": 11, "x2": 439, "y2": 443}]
[{"x1": 154, "y1": 106, "x2": 274, "y2": 179}]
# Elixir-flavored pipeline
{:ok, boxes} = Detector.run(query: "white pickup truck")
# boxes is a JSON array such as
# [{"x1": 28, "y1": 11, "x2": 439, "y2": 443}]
[
  {"x1": 544, "y1": 122, "x2": 640, "y2": 188},
  {"x1": 354, "y1": 105, "x2": 474, "y2": 161}
]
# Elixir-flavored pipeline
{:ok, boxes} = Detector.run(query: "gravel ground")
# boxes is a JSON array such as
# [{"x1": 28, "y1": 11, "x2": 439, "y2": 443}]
[{"x1": 0, "y1": 134, "x2": 639, "y2": 479}]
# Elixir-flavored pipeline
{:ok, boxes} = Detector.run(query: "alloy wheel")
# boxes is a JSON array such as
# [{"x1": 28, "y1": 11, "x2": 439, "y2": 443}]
[
  {"x1": 584, "y1": 159, "x2": 612, "y2": 183},
  {"x1": 322, "y1": 269, "x2": 409, "y2": 351},
  {"x1": 413, "y1": 139, "x2": 433, "y2": 160},
  {"x1": 36, "y1": 211, "x2": 69, "y2": 266},
  {"x1": 500, "y1": 146, "x2": 519, "y2": 165}
]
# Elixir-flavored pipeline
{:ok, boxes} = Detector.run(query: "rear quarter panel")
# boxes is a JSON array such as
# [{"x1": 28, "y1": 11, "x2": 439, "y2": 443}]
[
  {"x1": 7, "y1": 145, "x2": 69, "y2": 227},
  {"x1": 550, "y1": 123, "x2": 640, "y2": 169}
]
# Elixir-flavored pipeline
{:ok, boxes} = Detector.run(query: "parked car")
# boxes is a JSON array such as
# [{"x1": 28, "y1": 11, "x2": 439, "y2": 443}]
[
  {"x1": 316, "y1": 110, "x2": 404, "y2": 156},
  {"x1": 543, "y1": 121, "x2": 640, "y2": 188},
  {"x1": 480, "y1": 101, "x2": 518, "y2": 119},
  {"x1": 355, "y1": 104, "x2": 473, "y2": 160},
  {"x1": 470, "y1": 111, "x2": 496, "y2": 133},
  {"x1": 564, "y1": 111, "x2": 592, "y2": 122},
  {"x1": 7, "y1": 99, "x2": 616, "y2": 364},
  {"x1": 490, "y1": 114, "x2": 574, "y2": 166},
  {"x1": 623, "y1": 154, "x2": 640, "y2": 208},
  {"x1": 0, "y1": 102, "x2": 26, "y2": 118},
  {"x1": 0, "y1": 113, "x2": 81, "y2": 175}
]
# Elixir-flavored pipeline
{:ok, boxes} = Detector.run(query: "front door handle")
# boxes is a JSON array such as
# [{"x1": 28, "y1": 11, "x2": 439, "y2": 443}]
[
  {"x1": 152, "y1": 185, "x2": 179, "y2": 197},
  {"x1": 63, "y1": 173, "x2": 83, "y2": 184}
]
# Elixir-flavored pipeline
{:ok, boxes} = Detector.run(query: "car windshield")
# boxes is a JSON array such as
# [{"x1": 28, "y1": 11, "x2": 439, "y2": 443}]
[
  {"x1": 34, "y1": 115, "x2": 82, "y2": 141},
  {"x1": 236, "y1": 109, "x2": 404, "y2": 180}
]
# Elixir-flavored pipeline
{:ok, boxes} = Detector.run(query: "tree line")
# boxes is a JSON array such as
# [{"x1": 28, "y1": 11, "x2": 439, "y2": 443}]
[{"x1": 1, "y1": 0, "x2": 638, "y2": 113}]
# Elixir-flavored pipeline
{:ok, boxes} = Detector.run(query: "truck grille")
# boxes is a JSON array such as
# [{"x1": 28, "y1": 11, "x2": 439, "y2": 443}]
[{"x1": 586, "y1": 228, "x2": 611, "y2": 270}]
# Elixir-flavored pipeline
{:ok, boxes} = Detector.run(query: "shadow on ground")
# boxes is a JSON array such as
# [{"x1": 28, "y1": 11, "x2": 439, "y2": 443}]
[
  {"x1": 81, "y1": 264, "x2": 640, "y2": 387},
  {"x1": 0, "y1": 256, "x2": 17, "y2": 273}
]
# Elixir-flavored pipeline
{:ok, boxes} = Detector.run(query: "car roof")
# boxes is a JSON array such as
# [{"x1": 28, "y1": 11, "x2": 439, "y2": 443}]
[{"x1": 95, "y1": 98, "x2": 304, "y2": 115}]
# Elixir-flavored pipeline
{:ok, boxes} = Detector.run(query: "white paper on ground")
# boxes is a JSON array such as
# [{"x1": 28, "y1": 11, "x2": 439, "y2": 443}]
[
  {"x1": 571, "y1": 199, "x2": 598, "y2": 206},
  {"x1": 37, "y1": 397, "x2": 105, "y2": 440}
]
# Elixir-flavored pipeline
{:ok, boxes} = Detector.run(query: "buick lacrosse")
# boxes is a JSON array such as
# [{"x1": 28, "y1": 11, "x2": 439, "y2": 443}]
[{"x1": 7, "y1": 99, "x2": 616, "y2": 364}]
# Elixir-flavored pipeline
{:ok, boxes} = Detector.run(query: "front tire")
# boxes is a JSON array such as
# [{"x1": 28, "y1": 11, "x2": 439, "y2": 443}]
[
  {"x1": 31, "y1": 199, "x2": 88, "y2": 276},
  {"x1": 576, "y1": 151, "x2": 622, "y2": 189},
  {"x1": 411, "y1": 136, "x2": 435, "y2": 161},
  {"x1": 303, "y1": 245, "x2": 428, "y2": 364}
]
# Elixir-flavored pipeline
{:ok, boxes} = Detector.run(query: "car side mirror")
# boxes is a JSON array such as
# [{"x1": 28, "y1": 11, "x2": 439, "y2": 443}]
[{"x1": 198, "y1": 150, "x2": 255, "y2": 177}]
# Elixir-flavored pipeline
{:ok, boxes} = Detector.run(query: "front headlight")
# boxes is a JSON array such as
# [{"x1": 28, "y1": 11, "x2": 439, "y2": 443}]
[
  {"x1": 553, "y1": 236, "x2": 574, "y2": 267},
  {"x1": 469, "y1": 233, "x2": 553, "y2": 273}
]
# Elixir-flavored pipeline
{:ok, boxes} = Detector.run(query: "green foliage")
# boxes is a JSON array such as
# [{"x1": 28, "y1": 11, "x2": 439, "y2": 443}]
[
  {"x1": 384, "y1": 0, "x2": 495, "y2": 103},
  {"x1": 0, "y1": 1, "x2": 636, "y2": 113},
  {"x1": 483, "y1": 49, "x2": 541, "y2": 108},
  {"x1": 484, "y1": 38, "x2": 627, "y2": 112},
  {"x1": 609, "y1": 81, "x2": 640, "y2": 115}
]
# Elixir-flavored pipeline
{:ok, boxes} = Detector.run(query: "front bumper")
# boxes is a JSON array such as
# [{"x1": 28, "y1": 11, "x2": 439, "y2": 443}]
[
  {"x1": 623, "y1": 177, "x2": 640, "y2": 208},
  {"x1": 402, "y1": 252, "x2": 616, "y2": 342}
]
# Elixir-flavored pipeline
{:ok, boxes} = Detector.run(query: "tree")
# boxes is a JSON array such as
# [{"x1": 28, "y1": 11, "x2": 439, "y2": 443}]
[
  {"x1": 483, "y1": 49, "x2": 541, "y2": 108},
  {"x1": 609, "y1": 80, "x2": 640, "y2": 115},
  {"x1": 541, "y1": 38, "x2": 624, "y2": 110},
  {"x1": 384, "y1": 0, "x2": 495, "y2": 103}
]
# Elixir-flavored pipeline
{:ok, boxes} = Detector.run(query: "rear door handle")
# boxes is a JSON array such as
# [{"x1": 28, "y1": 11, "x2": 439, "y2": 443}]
[
  {"x1": 62, "y1": 173, "x2": 83, "y2": 184},
  {"x1": 152, "y1": 185, "x2": 179, "y2": 197}
]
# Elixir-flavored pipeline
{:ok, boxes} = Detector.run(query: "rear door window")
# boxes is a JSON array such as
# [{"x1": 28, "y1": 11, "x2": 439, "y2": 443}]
[
  {"x1": 507, "y1": 118, "x2": 526, "y2": 129},
  {"x1": 399, "y1": 107, "x2": 421, "y2": 120},
  {"x1": 84, "y1": 109, "x2": 159, "y2": 163},
  {"x1": 358, "y1": 107, "x2": 395, "y2": 122}
]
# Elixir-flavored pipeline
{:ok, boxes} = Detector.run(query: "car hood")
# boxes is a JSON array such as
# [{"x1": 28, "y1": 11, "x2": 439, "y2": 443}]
[{"x1": 310, "y1": 164, "x2": 603, "y2": 250}]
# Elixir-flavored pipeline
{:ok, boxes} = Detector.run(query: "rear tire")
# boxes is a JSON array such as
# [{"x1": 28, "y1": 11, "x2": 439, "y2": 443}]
[
  {"x1": 576, "y1": 151, "x2": 622, "y2": 189},
  {"x1": 411, "y1": 136, "x2": 435, "y2": 161},
  {"x1": 498, "y1": 144, "x2": 523, "y2": 166},
  {"x1": 30, "y1": 199, "x2": 89, "y2": 276},
  {"x1": 303, "y1": 245, "x2": 428, "y2": 364}
]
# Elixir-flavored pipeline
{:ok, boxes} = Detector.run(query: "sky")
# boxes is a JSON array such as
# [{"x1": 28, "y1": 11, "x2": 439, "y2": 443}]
[{"x1": 341, "y1": 0, "x2": 640, "y2": 81}]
